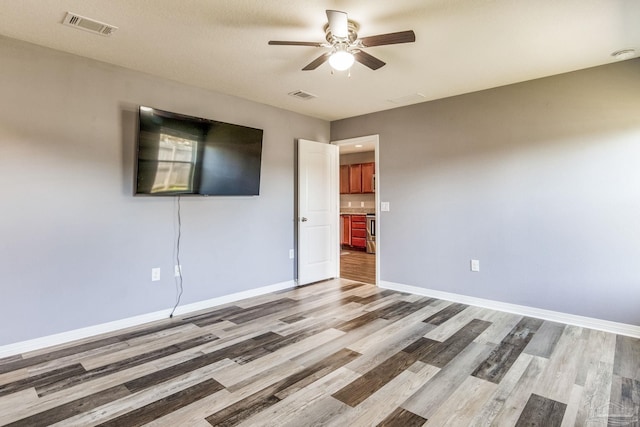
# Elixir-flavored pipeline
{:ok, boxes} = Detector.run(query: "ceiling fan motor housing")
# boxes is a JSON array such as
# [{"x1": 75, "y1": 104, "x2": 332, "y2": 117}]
[{"x1": 324, "y1": 20, "x2": 359, "y2": 46}]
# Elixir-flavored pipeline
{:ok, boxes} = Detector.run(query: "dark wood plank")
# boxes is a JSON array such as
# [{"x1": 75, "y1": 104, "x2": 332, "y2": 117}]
[
  {"x1": 35, "y1": 333, "x2": 219, "y2": 396},
  {"x1": 182, "y1": 304, "x2": 245, "y2": 321},
  {"x1": 332, "y1": 351, "x2": 418, "y2": 407},
  {"x1": 347, "y1": 289, "x2": 396, "y2": 305},
  {"x1": 275, "y1": 348, "x2": 361, "y2": 399},
  {"x1": 422, "y1": 302, "x2": 469, "y2": 325},
  {"x1": 472, "y1": 317, "x2": 543, "y2": 383},
  {"x1": 97, "y1": 378, "x2": 224, "y2": 427},
  {"x1": 5, "y1": 385, "x2": 131, "y2": 427},
  {"x1": 332, "y1": 337, "x2": 440, "y2": 407},
  {"x1": 420, "y1": 319, "x2": 492, "y2": 368},
  {"x1": 515, "y1": 393, "x2": 566, "y2": 427},
  {"x1": 379, "y1": 299, "x2": 435, "y2": 322},
  {"x1": 262, "y1": 318, "x2": 343, "y2": 353},
  {"x1": 403, "y1": 337, "x2": 441, "y2": 355},
  {"x1": 277, "y1": 294, "x2": 362, "y2": 321},
  {"x1": 223, "y1": 298, "x2": 300, "y2": 324},
  {"x1": 336, "y1": 310, "x2": 388, "y2": 332},
  {"x1": 336, "y1": 301, "x2": 409, "y2": 332},
  {"x1": 0, "y1": 321, "x2": 196, "y2": 375},
  {"x1": 0, "y1": 363, "x2": 86, "y2": 398},
  {"x1": 0, "y1": 354, "x2": 23, "y2": 364},
  {"x1": 0, "y1": 339, "x2": 121, "y2": 376},
  {"x1": 279, "y1": 314, "x2": 306, "y2": 324},
  {"x1": 187, "y1": 305, "x2": 246, "y2": 327},
  {"x1": 123, "y1": 332, "x2": 283, "y2": 393},
  {"x1": 339, "y1": 281, "x2": 372, "y2": 291},
  {"x1": 206, "y1": 394, "x2": 281, "y2": 427},
  {"x1": 206, "y1": 348, "x2": 361, "y2": 425},
  {"x1": 377, "y1": 407, "x2": 428, "y2": 427}
]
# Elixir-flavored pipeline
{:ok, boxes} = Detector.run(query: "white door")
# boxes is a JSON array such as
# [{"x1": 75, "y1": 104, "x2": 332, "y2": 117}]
[{"x1": 298, "y1": 139, "x2": 339, "y2": 285}]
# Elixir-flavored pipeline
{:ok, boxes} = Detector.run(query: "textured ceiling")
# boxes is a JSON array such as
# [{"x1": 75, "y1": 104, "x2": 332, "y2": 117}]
[{"x1": 1, "y1": 0, "x2": 639, "y2": 121}]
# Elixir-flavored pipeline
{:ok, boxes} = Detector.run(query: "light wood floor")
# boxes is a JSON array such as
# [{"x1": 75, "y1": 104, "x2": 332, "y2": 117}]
[{"x1": 1, "y1": 279, "x2": 638, "y2": 426}]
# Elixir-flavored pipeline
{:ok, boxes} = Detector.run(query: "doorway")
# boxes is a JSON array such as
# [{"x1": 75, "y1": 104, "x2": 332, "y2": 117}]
[{"x1": 334, "y1": 135, "x2": 379, "y2": 285}]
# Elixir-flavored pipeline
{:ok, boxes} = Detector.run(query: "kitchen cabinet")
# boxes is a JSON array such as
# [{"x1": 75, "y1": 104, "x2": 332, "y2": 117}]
[
  {"x1": 361, "y1": 162, "x2": 375, "y2": 193},
  {"x1": 340, "y1": 162, "x2": 375, "y2": 194},
  {"x1": 349, "y1": 164, "x2": 362, "y2": 194},
  {"x1": 340, "y1": 165, "x2": 350, "y2": 194},
  {"x1": 350, "y1": 215, "x2": 367, "y2": 248},
  {"x1": 340, "y1": 214, "x2": 351, "y2": 246}
]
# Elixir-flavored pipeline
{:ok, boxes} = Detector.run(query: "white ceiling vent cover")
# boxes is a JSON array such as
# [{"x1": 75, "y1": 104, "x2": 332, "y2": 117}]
[
  {"x1": 388, "y1": 93, "x2": 426, "y2": 105},
  {"x1": 288, "y1": 90, "x2": 317, "y2": 101},
  {"x1": 63, "y1": 12, "x2": 118, "y2": 36}
]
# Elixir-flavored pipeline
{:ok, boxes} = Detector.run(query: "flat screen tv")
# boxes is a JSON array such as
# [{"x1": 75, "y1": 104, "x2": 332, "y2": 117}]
[{"x1": 135, "y1": 106, "x2": 263, "y2": 196}]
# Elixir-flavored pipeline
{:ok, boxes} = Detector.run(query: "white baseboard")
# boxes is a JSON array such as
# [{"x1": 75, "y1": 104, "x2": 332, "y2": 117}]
[
  {"x1": 0, "y1": 280, "x2": 296, "y2": 358},
  {"x1": 380, "y1": 280, "x2": 640, "y2": 339}
]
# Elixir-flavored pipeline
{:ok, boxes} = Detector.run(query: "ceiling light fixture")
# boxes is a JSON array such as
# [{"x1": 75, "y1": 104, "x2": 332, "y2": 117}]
[
  {"x1": 611, "y1": 48, "x2": 636, "y2": 60},
  {"x1": 329, "y1": 46, "x2": 354, "y2": 71}
]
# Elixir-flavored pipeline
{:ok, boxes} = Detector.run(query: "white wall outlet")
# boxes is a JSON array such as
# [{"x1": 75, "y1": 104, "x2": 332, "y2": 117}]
[
  {"x1": 471, "y1": 259, "x2": 480, "y2": 272},
  {"x1": 151, "y1": 267, "x2": 161, "y2": 281},
  {"x1": 174, "y1": 265, "x2": 182, "y2": 277},
  {"x1": 360, "y1": 201, "x2": 365, "y2": 207},
  {"x1": 348, "y1": 201, "x2": 352, "y2": 207},
  {"x1": 381, "y1": 202, "x2": 390, "y2": 211},
  {"x1": 289, "y1": 249, "x2": 294, "y2": 259}
]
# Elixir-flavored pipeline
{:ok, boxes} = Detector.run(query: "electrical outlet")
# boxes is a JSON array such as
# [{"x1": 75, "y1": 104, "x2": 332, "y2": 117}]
[
  {"x1": 174, "y1": 265, "x2": 182, "y2": 277},
  {"x1": 360, "y1": 201, "x2": 365, "y2": 207},
  {"x1": 381, "y1": 202, "x2": 390, "y2": 211},
  {"x1": 289, "y1": 249, "x2": 294, "y2": 259},
  {"x1": 471, "y1": 260, "x2": 480, "y2": 272},
  {"x1": 151, "y1": 267, "x2": 161, "y2": 281},
  {"x1": 348, "y1": 201, "x2": 352, "y2": 207}
]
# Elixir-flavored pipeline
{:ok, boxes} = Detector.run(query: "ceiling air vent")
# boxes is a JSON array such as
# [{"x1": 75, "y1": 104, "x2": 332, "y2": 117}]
[
  {"x1": 288, "y1": 90, "x2": 317, "y2": 101},
  {"x1": 62, "y1": 12, "x2": 118, "y2": 37},
  {"x1": 388, "y1": 93, "x2": 426, "y2": 105}
]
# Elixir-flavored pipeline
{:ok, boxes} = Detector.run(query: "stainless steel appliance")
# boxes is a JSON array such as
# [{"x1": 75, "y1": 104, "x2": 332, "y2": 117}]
[{"x1": 366, "y1": 213, "x2": 376, "y2": 254}]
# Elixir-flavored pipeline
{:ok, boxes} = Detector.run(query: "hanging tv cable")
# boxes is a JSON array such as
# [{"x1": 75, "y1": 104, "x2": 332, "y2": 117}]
[{"x1": 170, "y1": 195, "x2": 183, "y2": 318}]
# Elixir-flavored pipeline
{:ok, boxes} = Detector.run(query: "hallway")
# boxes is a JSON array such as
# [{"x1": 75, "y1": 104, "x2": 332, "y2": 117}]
[{"x1": 340, "y1": 250, "x2": 375, "y2": 284}]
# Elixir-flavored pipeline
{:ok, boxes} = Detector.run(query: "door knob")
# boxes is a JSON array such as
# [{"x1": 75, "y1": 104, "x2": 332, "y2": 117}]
[{"x1": 301, "y1": 217, "x2": 308, "y2": 222}]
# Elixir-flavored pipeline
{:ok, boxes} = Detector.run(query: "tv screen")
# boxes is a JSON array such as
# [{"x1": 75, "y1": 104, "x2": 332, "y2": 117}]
[{"x1": 135, "y1": 106, "x2": 263, "y2": 196}]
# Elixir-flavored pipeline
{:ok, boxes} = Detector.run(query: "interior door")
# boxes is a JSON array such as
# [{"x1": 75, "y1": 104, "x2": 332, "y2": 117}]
[{"x1": 297, "y1": 139, "x2": 339, "y2": 285}]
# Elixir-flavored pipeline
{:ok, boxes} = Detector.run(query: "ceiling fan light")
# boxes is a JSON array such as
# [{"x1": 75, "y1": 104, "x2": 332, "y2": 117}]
[{"x1": 329, "y1": 50, "x2": 354, "y2": 71}]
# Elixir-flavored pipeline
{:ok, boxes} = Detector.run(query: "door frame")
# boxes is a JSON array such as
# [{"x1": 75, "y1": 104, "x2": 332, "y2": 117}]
[{"x1": 332, "y1": 134, "x2": 380, "y2": 286}]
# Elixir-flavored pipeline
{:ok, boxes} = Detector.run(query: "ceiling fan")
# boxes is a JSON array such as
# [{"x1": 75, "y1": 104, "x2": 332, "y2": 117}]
[{"x1": 268, "y1": 10, "x2": 416, "y2": 72}]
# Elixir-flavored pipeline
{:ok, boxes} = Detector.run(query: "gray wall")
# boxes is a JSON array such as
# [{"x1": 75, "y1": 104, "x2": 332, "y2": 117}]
[
  {"x1": 340, "y1": 151, "x2": 375, "y2": 165},
  {"x1": 332, "y1": 59, "x2": 640, "y2": 326},
  {"x1": 0, "y1": 36, "x2": 329, "y2": 345}
]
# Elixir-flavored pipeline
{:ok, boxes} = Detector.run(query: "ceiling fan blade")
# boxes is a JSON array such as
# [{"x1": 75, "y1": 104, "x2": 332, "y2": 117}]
[
  {"x1": 302, "y1": 52, "x2": 331, "y2": 71},
  {"x1": 326, "y1": 10, "x2": 348, "y2": 39},
  {"x1": 268, "y1": 40, "x2": 324, "y2": 47},
  {"x1": 353, "y1": 50, "x2": 386, "y2": 70},
  {"x1": 359, "y1": 30, "x2": 416, "y2": 47}
]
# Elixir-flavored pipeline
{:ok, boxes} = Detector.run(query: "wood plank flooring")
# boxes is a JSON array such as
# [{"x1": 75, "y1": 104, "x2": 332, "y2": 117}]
[
  {"x1": 340, "y1": 250, "x2": 375, "y2": 284},
  {"x1": 0, "y1": 279, "x2": 638, "y2": 426}
]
